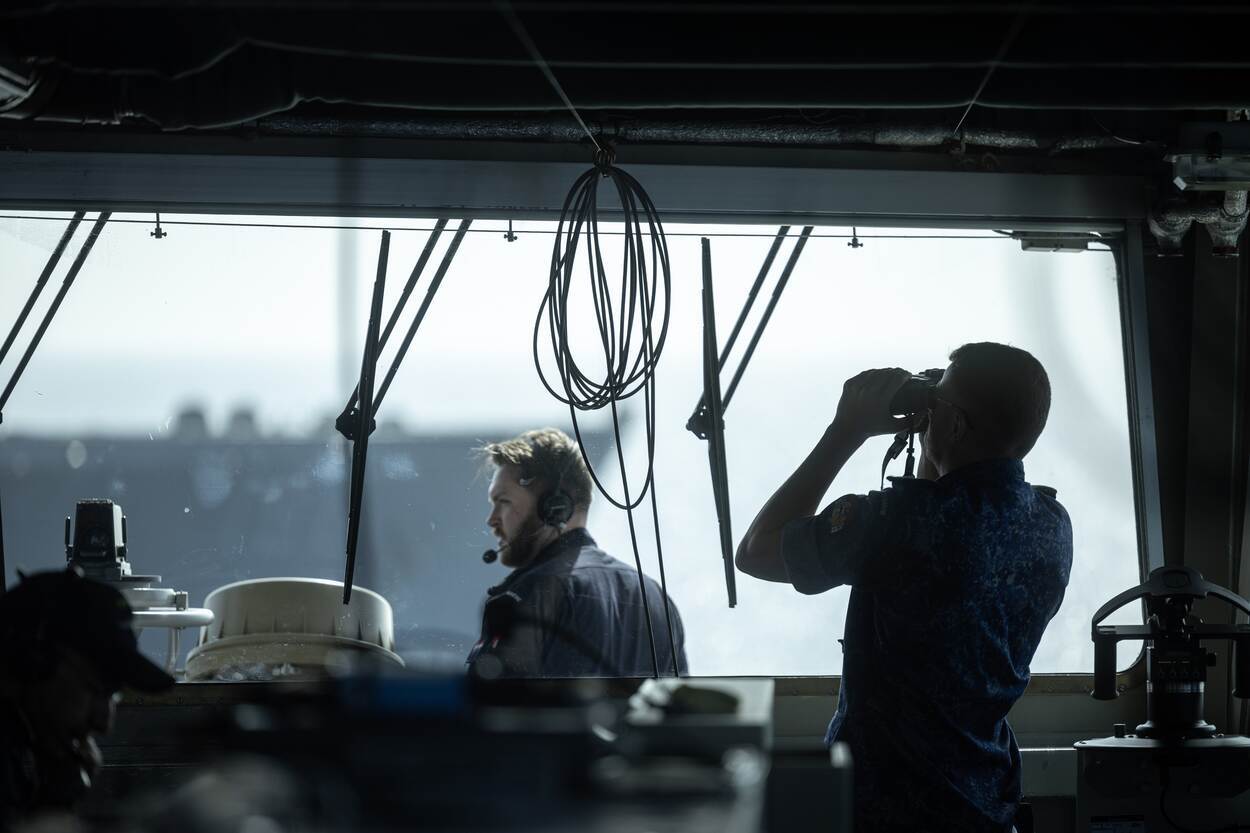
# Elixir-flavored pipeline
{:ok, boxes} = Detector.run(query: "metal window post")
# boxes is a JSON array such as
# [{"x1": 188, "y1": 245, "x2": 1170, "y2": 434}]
[{"x1": 0, "y1": 211, "x2": 107, "y2": 591}]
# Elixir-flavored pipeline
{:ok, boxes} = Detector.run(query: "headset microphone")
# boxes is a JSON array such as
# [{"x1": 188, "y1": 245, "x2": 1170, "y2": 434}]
[{"x1": 482, "y1": 542, "x2": 509, "y2": 563}]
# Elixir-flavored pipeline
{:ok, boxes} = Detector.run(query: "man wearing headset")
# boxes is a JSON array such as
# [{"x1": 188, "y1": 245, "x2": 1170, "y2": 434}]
[
  {"x1": 736, "y1": 343, "x2": 1072, "y2": 833},
  {"x1": 466, "y1": 427, "x2": 688, "y2": 679},
  {"x1": 0, "y1": 569, "x2": 174, "y2": 827}
]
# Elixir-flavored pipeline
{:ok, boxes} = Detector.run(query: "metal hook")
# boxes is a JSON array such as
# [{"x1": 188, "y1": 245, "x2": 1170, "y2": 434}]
[
  {"x1": 593, "y1": 142, "x2": 616, "y2": 172},
  {"x1": 504, "y1": 219, "x2": 518, "y2": 243},
  {"x1": 150, "y1": 213, "x2": 167, "y2": 240},
  {"x1": 848, "y1": 227, "x2": 863, "y2": 249}
]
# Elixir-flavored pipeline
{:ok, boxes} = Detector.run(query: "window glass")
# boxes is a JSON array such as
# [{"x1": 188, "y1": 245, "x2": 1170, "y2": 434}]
[{"x1": 0, "y1": 211, "x2": 1142, "y2": 675}]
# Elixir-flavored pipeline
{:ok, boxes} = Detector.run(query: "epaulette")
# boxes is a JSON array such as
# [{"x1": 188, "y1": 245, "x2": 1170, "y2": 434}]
[{"x1": 1033, "y1": 484, "x2": 1059, "y2": 498}]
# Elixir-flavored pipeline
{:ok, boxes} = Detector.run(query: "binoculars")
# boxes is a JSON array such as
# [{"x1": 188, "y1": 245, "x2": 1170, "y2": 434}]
[{"x1": 888, "y1": 368, "x2": 944, "y2": 417}]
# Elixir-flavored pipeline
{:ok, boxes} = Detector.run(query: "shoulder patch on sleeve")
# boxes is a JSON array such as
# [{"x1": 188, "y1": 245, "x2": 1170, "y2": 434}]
[{"x1": 826, "y1": 494, "x2": 862, "y2": 534}]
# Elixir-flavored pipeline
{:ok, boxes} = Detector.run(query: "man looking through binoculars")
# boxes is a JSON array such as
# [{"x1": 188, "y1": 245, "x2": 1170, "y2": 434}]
[{"x1": 737, "y1": 342, "x2": 1072, "y2": 833}]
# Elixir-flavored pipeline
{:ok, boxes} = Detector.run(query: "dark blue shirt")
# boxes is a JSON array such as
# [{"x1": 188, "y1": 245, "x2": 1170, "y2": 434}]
[
  {"x1": 781, "y1": 459, "x2": 1072, "y2": 833},
  {"x1": 467, "y1": 528, "x2": 688, "y2": 678}
]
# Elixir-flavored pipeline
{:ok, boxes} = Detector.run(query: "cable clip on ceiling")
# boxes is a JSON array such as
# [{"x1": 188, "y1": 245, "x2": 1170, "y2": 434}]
[{"x1": 592, "y1": 143, "x2": 617, "y2": 173}]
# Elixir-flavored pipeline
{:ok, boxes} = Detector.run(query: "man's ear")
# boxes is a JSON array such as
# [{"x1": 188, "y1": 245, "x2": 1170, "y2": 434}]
[{"x1": 950, "y1": 408, "x2": 971, "y2": 445}]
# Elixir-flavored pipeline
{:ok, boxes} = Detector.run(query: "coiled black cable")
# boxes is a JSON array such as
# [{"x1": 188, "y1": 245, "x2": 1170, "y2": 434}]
[{"x1": 533, "y1": 151, "x2": 681, "y2": 678}]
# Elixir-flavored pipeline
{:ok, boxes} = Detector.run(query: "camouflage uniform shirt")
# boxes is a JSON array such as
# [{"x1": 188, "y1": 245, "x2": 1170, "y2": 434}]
[{"x1": 781, "y1": 458, "x2": 1072, "y2": 833}]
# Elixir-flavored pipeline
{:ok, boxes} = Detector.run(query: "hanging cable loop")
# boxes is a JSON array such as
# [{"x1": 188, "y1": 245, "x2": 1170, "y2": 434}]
[
  {"x1": 497, "y1": 0, "x2": 679, "y2": 676},
  {"x1": 532, "y1": 158, "x2": 679, "y2": 677},
  {"x1": 534, "y1": 161, "x2": 671, "y2": 510}
]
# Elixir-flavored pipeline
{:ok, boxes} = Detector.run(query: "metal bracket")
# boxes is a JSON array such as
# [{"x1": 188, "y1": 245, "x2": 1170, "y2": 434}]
[{"x1": 1010, "y1": 230, "x2": 1098, "y2": 252}]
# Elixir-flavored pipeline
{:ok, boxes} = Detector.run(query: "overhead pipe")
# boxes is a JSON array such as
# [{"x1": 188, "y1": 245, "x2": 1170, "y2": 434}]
[
  {"x1": 1148, "y1": 190, "x2": 1248, "y2": 257},
  {"x1": 0, "y1": 56, "x2": 1156, "y2": 155},
  {"x1": 1, "y1": 63, "x2": 1145, "y2": 156},
  {"x1": 255, "y1": 113, "x2": 1141, "y2": 154}
]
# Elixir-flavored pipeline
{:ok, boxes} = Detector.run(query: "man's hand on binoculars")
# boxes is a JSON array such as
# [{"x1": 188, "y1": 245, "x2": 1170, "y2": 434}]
[{"x1": 832, "y1": 368, "x2": 913, "y2": 440}]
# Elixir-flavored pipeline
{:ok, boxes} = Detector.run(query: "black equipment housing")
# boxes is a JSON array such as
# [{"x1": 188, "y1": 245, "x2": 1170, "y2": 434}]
[
  {"x1": 67, "y1": 498, "x2": 127, "y2": 565},
  {"x1": 1091, "y1": 565, "x2": 1250, "y2": 739}
]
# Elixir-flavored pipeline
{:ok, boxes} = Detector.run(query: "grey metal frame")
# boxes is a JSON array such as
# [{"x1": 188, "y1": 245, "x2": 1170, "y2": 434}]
[
  {"x1": 0, "y1": 149, "x2": 1145, "y2": 232},
  {"x1": 1116, "y1": 222, "x2": 1168, "y2": 574}
]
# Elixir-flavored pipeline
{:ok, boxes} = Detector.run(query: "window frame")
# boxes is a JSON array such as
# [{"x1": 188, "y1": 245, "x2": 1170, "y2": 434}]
[{"x1": 1, "y1": 151, "x2": 1161, "y2": 741}]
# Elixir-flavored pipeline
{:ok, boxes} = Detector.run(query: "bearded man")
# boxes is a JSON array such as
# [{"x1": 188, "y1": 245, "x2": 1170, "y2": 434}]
[{"x1": 466, "y1": 428, "x2": 687, "y2": 679}]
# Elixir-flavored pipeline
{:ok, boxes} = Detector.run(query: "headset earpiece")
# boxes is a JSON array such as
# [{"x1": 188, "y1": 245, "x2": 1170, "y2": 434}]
[
  {"x1": 537, "y1": 489, "x2": 575, "y2": 529},
  {"x1": 523, "y1": 435, "x2": 580, "y2": 529}
]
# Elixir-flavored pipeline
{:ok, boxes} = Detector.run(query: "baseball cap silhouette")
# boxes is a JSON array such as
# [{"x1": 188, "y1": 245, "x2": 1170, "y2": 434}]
[{"x1": 0, "y1": 568, "x2": 175, "y2": 692}]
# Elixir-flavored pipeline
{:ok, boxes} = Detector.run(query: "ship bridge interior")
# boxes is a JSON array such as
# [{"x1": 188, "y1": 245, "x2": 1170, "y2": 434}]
[{"x1": 1, "y1": 3, "x2": 1249, "y2": 832}]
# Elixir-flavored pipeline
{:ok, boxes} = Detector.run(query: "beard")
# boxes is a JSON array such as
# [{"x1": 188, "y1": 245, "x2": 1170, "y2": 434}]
[{"x1": 500, "y1": 514, "x2": 546, "y2": 568}]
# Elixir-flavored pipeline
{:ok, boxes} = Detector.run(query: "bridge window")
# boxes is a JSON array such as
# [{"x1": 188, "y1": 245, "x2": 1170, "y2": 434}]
[{"x1": 0, "y1": 212, "x2": 1141, "y2": 676}]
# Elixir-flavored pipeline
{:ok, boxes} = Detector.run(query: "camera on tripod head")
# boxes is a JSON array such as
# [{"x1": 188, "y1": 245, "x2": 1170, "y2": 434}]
[
  {"x1": 888, "y1": 368, "x2": 944, "y2": 418},
  {"x1": 64, "y1": 498, "x2": 157, "y2": 585},
  {"x1": 67, "y1": 499, "x2": 128, "y2": 575}
]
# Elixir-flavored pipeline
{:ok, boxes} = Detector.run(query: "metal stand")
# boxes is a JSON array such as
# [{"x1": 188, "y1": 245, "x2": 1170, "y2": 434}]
[
  {"x1": 686, "y1": 227, "x2": 812, "y2": 608},
  {"x1": 65, "y1": 499, "x2": 213, "y2": 674},
  {"x1": 336, "y1": 220, "x2": 470, "y2": 602},
  {"x1": 0, "y1": 211, "x2": 107, "y2": 591}
]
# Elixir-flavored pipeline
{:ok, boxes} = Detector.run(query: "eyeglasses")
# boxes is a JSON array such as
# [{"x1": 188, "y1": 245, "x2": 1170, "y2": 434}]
[{"x1": 927, "y1": 389, "x2": 975, "y2": 431}]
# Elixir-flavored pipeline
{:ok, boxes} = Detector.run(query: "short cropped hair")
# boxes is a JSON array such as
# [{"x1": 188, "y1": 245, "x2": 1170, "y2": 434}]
[
  {"x1": 480, "y1": 428, "x2": 594, "y2": 511},
  {"x1": 948, "y1": 342, "x2": 1051, "y2": 458}
]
